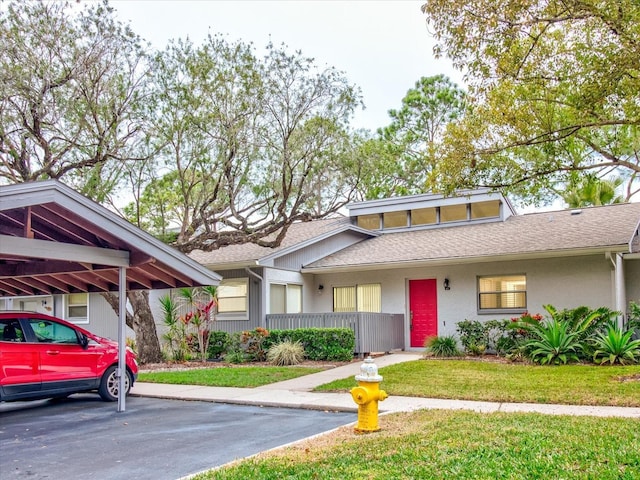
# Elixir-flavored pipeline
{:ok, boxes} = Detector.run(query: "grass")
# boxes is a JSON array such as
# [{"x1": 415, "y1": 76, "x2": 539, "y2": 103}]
[
  {"x1": 194, "y1": 409, "x2": 640, "y2": 479},
  {"x1": 138, "y1": 366, "x2": 324, "y2": 388},
  {"x1": 315, "y1": 359, "x2": 640, "y2": 407}
]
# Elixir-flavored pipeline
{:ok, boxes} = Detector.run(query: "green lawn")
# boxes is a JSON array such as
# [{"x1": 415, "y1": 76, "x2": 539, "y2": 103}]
[
  {"x1": 142, "y1": 359, "x2": 640, "y2": 479},
  {"x1": 195, "y1": 409, "x2": 640, "y2": 479},
  {"x1": 138, "y1": 366, "x2": 324, "y2": 388},
  {"x1": 315, "y1": 359, "x2": 640, "y2": 407}
]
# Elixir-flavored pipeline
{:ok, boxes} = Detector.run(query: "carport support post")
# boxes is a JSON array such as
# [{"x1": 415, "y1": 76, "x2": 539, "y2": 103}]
[{"x1": 118, "y1": 266, "x2": 127, "y2": 412}]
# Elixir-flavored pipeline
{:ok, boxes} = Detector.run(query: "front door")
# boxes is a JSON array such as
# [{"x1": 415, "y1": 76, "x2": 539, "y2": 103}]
[{"x1": 409, "y1": 279, "x2": 438, "y2": 348}]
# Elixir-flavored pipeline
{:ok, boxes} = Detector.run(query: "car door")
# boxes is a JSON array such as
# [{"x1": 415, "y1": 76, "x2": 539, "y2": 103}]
[
  {"x1": 0, "y1": 319, "x2": 41, "y2": 399},
  {"x1": 26, "y1": 318, "x2": 101, "y2": 393}
]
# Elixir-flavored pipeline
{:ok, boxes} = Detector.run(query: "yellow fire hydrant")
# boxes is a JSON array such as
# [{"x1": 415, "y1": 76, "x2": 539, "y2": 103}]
[{"x1": 350, "y1": 356, "x2": 388, "y2": 433}]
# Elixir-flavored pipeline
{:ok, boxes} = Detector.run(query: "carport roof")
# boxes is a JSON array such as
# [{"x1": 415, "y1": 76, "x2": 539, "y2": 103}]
[{"x1": 0, "y1": 180, "x2": 221, "y2": 297}]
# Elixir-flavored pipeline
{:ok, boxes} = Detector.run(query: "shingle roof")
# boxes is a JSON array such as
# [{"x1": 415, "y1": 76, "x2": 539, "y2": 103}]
[
  {"x1": 187, "y1": 203, "x2": 640, "y2": 271},
  {"x1": 188, "y1": 216, "x2": 352, "y2": 267},
  {"x1": 303, "y1": 203, "x2": 640, "y2": 271}
]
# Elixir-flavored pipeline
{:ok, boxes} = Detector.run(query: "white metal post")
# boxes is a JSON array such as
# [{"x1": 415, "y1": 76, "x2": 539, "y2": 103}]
[{"x1": 117, "y1": 266, "x2": 127, "y2": 412}]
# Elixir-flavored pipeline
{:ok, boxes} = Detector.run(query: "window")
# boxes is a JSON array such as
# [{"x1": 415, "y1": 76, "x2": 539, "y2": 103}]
[
  {"x1": 333, "y1": 284, "x2": 381, "y2": 313},
  {"x1": 28, "y1": 318, "x2": 80, "y2": 344},
  {"x1": 411, "y1": 207, "x2": 437, "y2": 226},
  {"x1": 440, "y1": 204, "x2": 468, "y2": 223},
  {"x1": 478, "y1": 275, "x2": 526, "y2": 311},
  {"x1": 357, "y1": 214, "x2": 380, "y2": 230},
  {"x1": 66, "y1": 293, "x2": 88, "y2": 323},
  {"x1": 383, "y1": 211, "x2": 407, "y2": 229},
  {"x1": 270, "y1": 284, "x2": 302, "y2": 314},
  {"x1": 1, "y1": 319, "x2": 25, "y2": 342},
  {"x1": 471, "y1": 200, "x2": 500, "y2": 219},
  {"x1": 217, "y1": 278, "x2": 248, "y2": 314}
]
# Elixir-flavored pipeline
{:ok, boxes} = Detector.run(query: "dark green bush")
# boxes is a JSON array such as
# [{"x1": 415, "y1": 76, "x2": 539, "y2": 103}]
[
  {"x1": 456, "y1": 319, "x2": 506, "y2": 355},
  {"x1": 263, "y1": 328, "x2": 354, "y2": 362},
  {"x1": 207, "y1": 331, "x2": 230, "y2": 360}
]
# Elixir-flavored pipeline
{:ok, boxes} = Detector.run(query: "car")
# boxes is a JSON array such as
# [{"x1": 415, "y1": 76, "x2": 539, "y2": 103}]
[{"x1": 0, "y1": 311, "x2": 138, "y2": 402}]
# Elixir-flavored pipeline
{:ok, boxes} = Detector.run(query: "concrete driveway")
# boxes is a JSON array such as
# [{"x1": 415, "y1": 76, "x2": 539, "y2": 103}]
[{"x1": 0, "y1": 394, "x2": 354, "y2": 480}]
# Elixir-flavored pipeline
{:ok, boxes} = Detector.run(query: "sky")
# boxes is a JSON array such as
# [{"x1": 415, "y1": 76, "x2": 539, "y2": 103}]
[{"x1": 109, "y1": 0, "x2": 464, "y2": 133}]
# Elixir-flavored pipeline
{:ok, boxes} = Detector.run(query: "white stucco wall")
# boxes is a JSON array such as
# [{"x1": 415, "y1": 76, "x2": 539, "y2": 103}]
[{"x1": 306, "y1": 254, "x2": 618, "y2": 345}]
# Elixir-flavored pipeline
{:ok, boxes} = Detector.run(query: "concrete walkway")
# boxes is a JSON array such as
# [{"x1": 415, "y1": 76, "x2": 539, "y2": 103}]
[{"x1": 130, "y1": 352, "x2": 640, "y2": 418}]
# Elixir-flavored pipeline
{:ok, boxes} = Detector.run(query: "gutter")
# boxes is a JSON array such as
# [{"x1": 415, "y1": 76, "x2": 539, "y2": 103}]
[{"x1": 301, "y1": 246, "x2": 630, "y2": 274}]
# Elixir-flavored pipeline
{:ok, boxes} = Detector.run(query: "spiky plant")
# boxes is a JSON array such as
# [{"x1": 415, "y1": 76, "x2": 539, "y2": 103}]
[
  {"x1": 592, "y1": 324, "x2": 640, "y2": 365},
  {"x1": 424, "y1": 335, "x2": 460, "y2": 358},
  {"x1": 267, "y1": 339, "x2": 305, "y2": 366}
]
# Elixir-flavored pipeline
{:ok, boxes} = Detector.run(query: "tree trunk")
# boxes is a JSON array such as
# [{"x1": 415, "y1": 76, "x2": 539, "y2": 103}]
[{"x1": 101, "y1": 290, "x2": 163, "y2": 365}]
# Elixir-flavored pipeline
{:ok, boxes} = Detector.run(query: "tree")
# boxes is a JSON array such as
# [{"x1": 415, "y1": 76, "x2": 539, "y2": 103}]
[
  {"x1": 0, "y1": 0, "x2": 150, "y2": 202},
  {"x1": 421, "y1": 0, "x2": 640, "y2": 204},
  {"x1": 126, "y1": 37, "x2": 364, "y2": 253},
  {"x1": 360, "y1": 75, "x2": 466, "y2": 199},
  {"x1": 1, "y1": 2, "x2": 365, "y2": 364},
  {"x1": 560, "y1": 173, "x2": 624, "y2": 208},
  {"x1": 0, "y1": 1, "x2": 170, "y2": 364}
]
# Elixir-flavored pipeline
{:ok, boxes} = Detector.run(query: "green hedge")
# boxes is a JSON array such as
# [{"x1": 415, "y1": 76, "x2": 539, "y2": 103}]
[{"x1": 263, "y1": 328, "x2": 355, "y2": 362}]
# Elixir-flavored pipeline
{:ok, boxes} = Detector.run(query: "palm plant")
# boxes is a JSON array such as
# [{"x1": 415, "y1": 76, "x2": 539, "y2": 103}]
[{"x1": 592, "y1": 323, "x2": 640, "y2": 365}]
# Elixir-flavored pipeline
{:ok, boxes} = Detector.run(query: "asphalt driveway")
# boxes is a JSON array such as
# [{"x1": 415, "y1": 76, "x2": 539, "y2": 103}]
[{"x1": 0, "y1": 394, "x2": 354, "y2": 480}]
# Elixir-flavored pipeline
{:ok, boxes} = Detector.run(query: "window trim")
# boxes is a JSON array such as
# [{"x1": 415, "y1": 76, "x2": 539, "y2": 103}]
[
  {"x1": 332, "y1": 283, "x2": 382, "y2": 313},
  {"x1": 269, "y1": 283, "x2": 303, "y2": 314},
  {"x1": 477, "y1": 274, "x2": 527, "y2": 315},
  {"x1": 217, "y1": 277, "x2": 249, "y2": 321},
  {"x1": 65, "y1": 293, "x2": 89, "y2": 324}
]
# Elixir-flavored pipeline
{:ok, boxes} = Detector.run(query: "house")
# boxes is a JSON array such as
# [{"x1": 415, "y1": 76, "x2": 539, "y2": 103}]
[
  {"x1": 186, "y1": 189, "x2": 640, "y2": 352},
  {"x1": 4, "y1": 182, "x2": 638, "y2": 354}
]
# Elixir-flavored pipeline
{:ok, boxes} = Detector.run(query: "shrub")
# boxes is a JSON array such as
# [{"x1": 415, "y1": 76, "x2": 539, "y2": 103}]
[
  {"x1": 525, "y1": 318, "x2": 583, "y2": 365},
  {"x1": 627, "y1": 301, "x2": 640, "y2": 340},
  {"x1": 267, "y1": 339, "x2": 305, "y2": 366},
  {"x1": 207, "y1": 331, "x2": 230, "y2": 360},
  {"x1": 456, "y1": 320, "x2": 488, "y2": 355},
  {"x1": 224, "y1": 350, "x2": 246, "y2": 364},
  {"x1": 456, "y1": 319, "x2": 509, "y2": 355},
  {"x1": 226, "y1": 328, "x2": 270, "y2": 362},
  {"x1": 264, "y1": 328, "x2": 354, "y2": 362},
  {"x1": 592, "y1": 323, "x2": 640, "y2": 365},
  {"x1": 424, "y1": 335, "x2": 460, "y2": 357}
]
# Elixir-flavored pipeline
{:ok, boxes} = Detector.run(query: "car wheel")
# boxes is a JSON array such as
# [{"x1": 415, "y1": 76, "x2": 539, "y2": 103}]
[{"x1": 98, "y1": 365, "x2": 132, "y2": 402}]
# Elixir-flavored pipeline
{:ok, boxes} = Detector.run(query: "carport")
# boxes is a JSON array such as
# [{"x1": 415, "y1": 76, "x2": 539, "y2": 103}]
[{"x1": 0, "y1": 180, "x2": 221, "y2": 411}]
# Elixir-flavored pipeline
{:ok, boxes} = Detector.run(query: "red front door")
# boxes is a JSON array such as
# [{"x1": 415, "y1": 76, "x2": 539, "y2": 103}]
[{"x1": 409, "y1": 279, "x2": 438, "y2": 348}]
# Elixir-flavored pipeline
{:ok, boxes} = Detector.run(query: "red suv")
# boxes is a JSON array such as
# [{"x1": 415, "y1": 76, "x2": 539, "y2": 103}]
[{"x1": 0, "y1": 311, "x2": 138, "y2": 402}]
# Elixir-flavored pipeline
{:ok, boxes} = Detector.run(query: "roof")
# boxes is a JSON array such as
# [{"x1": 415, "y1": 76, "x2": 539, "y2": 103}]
[
  {"x1": 0, "y1": 180, "x2": 221, "y2": 297},
  {"x1": 188, "y1": 216, "x2": 364, "y2": 269},
  {"x1": 302, "y1": 203, "x2": 640, "y2": 272}
]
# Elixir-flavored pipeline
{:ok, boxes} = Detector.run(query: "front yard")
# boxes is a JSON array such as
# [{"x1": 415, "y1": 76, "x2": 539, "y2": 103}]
[
  {"x1": 140, "y1": 358, "x2": 640, "y2": 479},
  {"x1": 140, "y1": 358, "x2": 640, "y2": 407},
  {"x1": 196, "y1": 410, "x2": 640, "y2": 479},
  {"x1": 317, "y1": 359, "x2": 640, "y2": 407}
]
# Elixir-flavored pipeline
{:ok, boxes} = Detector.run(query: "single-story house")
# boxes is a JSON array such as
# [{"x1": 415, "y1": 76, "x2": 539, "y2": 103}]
[
  {"x1": 4, "y1": 185, "x2": 639, "y2": 353},
  {"x1": 184, "y1": 189, "x2": 640, "y2": 352}
]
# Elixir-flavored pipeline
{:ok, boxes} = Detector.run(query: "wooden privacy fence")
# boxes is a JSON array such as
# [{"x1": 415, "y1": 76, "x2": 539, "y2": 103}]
[{"x1": 265, "y1": 312, "x2": 405, "y2": 355}]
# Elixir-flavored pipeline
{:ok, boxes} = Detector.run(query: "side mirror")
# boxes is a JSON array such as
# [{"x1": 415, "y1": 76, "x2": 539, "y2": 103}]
[{"x1": 78, "y1": 333, "x2": 89, "y2": 349}]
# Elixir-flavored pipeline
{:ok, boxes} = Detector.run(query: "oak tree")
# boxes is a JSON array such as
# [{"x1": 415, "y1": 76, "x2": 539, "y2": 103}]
[{"x1": 421, "y1": 0, "x2": 640, "y2": 203}]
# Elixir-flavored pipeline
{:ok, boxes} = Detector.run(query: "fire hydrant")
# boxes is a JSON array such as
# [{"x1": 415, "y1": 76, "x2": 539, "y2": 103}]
[{"x1": 350, "y1": 356, "x2": 388, "y2": 433}]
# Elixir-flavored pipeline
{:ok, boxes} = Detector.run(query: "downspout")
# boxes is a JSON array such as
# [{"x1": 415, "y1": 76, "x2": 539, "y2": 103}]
[{"x1": 245, "y1": 267, "x2": 265, "y2": 328}]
